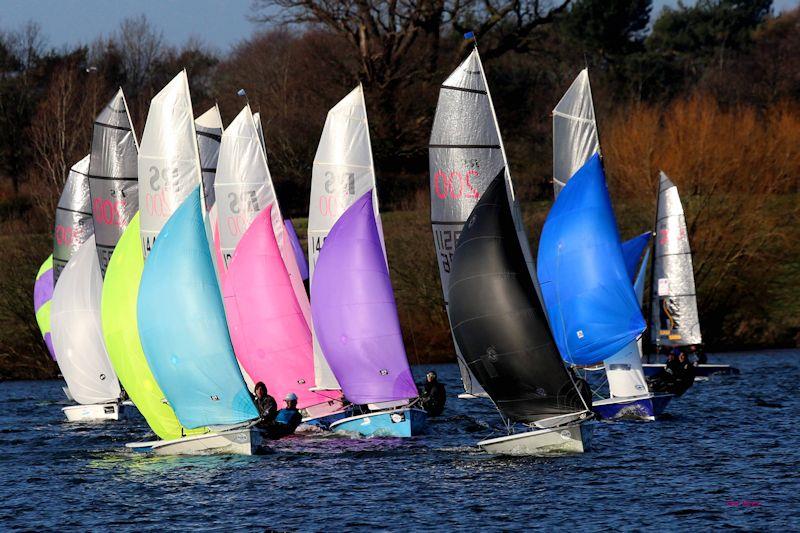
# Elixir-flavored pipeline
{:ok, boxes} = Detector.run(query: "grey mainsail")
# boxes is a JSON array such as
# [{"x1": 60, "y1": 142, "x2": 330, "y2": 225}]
[
  {"x1": 88, "y1": 89, "x2": 139, "y2": 276},
  {"x1": 552, "y1": 69, "x2": 599, "y2": 198},
  {"x1": 195, "y1": 104, "x2": 223, "y2": 214},
  {"x1": 651, "y1": 172, "x2": 703, "y2": 346},
  {"x1": 54, "y1": 155, "x2": 94, "y2": 283}
]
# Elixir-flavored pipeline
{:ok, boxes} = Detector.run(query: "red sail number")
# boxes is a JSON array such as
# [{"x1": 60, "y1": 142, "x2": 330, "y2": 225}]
[{"x1": 434, "y1": 169, "x2": 480, "y2": 199}]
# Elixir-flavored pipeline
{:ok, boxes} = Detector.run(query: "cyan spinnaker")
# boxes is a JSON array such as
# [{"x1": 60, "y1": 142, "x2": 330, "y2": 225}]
[
  {"x1": 537, "y1": 153, "x2": 645, "y2": 366},
  {"x1": 137, "y1": 188, "x2": 257, "y2": 428}
]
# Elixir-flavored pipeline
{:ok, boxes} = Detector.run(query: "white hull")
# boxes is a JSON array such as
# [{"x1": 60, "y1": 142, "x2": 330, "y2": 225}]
[
  {"x1": 478, "y1": 422, "x2": 590, "y2": 456},
  {"x1": 126, "y1": 427, "x2": 263, "y2": 456},
  {"x1": 63, "y1": 402, "x2": 123, "y2": 422},
  {"x1": 457, "y1": 392, "x2": 490, "y2": 399}
]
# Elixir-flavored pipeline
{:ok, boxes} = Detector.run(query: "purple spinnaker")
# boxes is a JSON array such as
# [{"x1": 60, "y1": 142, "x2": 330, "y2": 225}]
[
  {"x1": 310, "y1": 191, "x2": 416, "y2": 405},
  {"x1": 284, "y1": 219, "x2": 309, "y2": 281}
]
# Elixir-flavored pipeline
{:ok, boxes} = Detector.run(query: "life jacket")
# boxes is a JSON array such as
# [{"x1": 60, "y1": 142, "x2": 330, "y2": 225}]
[{"x1": 275, "y1": 408, "x2": 299, "y2": 425}]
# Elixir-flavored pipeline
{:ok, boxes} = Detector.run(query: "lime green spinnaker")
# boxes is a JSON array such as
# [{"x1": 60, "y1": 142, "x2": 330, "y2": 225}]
[{"x1": 101, "y1": 213, "x2": 206, "y2": 440}]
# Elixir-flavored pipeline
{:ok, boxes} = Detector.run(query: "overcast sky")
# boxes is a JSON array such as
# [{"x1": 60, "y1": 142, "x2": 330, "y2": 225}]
[{"x1": 1, "y1": 0, "x2": 798, "y2": 54}]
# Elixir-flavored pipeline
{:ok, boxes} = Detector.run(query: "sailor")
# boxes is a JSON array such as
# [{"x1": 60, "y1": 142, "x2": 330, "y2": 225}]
[
  {"x1": 265, "y1": 393, "x2": 304, "y2": 439},
  {"x1": 253, "y1": 382, "x2": 277, "y2": 424},
  {"x1": 673, "y1": 352, "x2": 696, "y2": 395},
  {"x1": 689, "y1": 344, "x2": 707, "y2": 365},
  {"x1": 420, "y1": 370, "x2": 446, "y2": 416}
]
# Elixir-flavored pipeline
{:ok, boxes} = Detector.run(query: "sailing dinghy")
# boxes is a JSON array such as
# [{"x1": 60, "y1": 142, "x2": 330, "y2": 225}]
[
  {"x1": 547, "y1": 70, "x2": 669, "y2": 420},
  {"x1": 312, "y1": 191, "x2": 425, "y2": 437},
  {"x1": 643, "y1": 172, "x2": 739, "y2": 379},
  {"x1": 448, "y1": 173, "x2": 592, "y2": 454}
]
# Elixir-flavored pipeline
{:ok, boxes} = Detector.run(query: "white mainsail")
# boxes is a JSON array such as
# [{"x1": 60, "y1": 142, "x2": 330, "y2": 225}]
[
  {"x1": 88, "y1": 88, "x2": 139, "y2": 275},
  {"x1": 214, "y1": 105, "x2": 311, "y2": 324},
  {"x1": 430, "y1": 48, "x2": 533, "y2": 396},
  {"x1": 138, "y1": 70, "x2": 203, "y2": 257},
  {"x1": 651, "y1": 172, "x2": 703, "y2": 346},
  {"x1": 51, "y1": 235, "x2": 120, "y2": 405},
  {"x1": 253, "y1": 111, "x2": 267, "y2": 156},
  {"x1": 308, "y1": 85, "x2": 382, "y2": 391},
  {"x1": 552, "y1": 69, "x2": 600, "y2": 198},
  {"x1": 53, "y1": 155, "x2": 93, "y2": 283}
]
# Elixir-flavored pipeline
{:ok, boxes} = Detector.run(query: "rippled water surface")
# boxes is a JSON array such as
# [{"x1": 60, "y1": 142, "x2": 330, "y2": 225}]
[{"x1": 1, "y1": 351, "x2": 798, "y2": 531}]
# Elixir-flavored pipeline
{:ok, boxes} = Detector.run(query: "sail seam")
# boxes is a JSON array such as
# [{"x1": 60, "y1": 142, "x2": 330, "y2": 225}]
[
  {"x1": 56, "y1": 206, "x2": 92, "y2": 217},
  {"x1": 94, "y1": 121, "x2": 132, "y2": 132},
  {"x1": 440, "y1": 85, "x2": 487, "y2": 95},
  {"x1": 197, "y1": 131, "x2": 222, "y2": 141},
  {"x1": 88, "y1": 175, "x2": 137, "y2": 181},
  {"x1": 429, "y1": 144, "x2": 501, "y2": 149},
  {"x1": 552, "y1": 110, "x2": 595, "y2": 124}
]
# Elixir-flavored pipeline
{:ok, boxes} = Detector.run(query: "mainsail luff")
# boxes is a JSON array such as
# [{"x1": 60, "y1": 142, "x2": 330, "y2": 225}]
[
  {"x1": 650, "y1": 172, "x2": 703, "y2": 346},
  {"x1": 552, "y1": 69, "x2": 600, "y2": 198},
  {"x1": 51, "y1": 235, "x2": 121, "y2": 405},
  {"x1": 308, "y1": 85, "x2": 381, "y2": 391},
  {"x1": 88, "y1": 88, "x2": 139, "y2": 276},
  {"x1": 448, "y1": 172, "x2": 589, "y2": 422},
  {"x1": 138, "y1": 70, "x2": 203, "y2": 258},
  {"x1": 53, "y1": 155, "x2": 93, "y2": 283}
]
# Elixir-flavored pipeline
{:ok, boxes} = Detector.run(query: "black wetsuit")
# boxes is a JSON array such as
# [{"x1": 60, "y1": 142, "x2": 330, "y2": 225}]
[
  {"x1": 255, "y1": 394, "x2": 278, "y2": 424},
  {"x1": 672, "y1": 360, "x2": 696, "y2": 396},
  {"x1": 420, "y1": 380, "x2": 446, "y2": 416}
]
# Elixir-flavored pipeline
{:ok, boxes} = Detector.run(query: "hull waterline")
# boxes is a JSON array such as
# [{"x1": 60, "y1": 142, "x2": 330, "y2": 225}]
[
  {"x1": 592, "y1": 393, "x2": 673, "y2": 421},
  {"x1": 478, "y1": 421, "x2": 590, "y2": 456},
  {"x1": 126, "y1": 426, "x2": 264, "y2": 456},
  {"x1": 63, "y1": 402, "x2": 125, "y2": 422},
  {"x1": 329, "y1": 408, "x2": 427, "y2": 437}
]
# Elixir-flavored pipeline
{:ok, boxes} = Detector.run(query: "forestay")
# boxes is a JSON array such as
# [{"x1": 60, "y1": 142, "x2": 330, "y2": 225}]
[
  {"x1": 308, "y1": 85, "x2": 381, "y2": 391},
  {"x1": 651, "y1": 172, "x2": 703, "y2": 346},
  {"x1": 537, "y1": 154, "x2": 645, "y2": 366},
  {"x1": 51, "y1": 236, "x2": 120, "y2": 405},
  {"x1": 214, "y1": 105, "x2": 311, "y2": 325},
  {"x1": 53, "y1": 155, "x2": 93, "y2": 282},
  {"x1": 138, "y1": 71, "x2": 203, "y2": 258},
  {"x1": 311, "y1": 191, "x2": 417, "y2": 405},
  {"x1": 448, "y1": 173, "x2": 589, "y2": 422},
  {"x1": 138, "y1": 188, "x2": 258, "y2": 428},
  {"x1": 552, "y1": 69, "x2": 600, "y2": 198},
  {"x1": 88, "y1": 89, "x2": 138, "y2": 275},
  {"x1": 102, "y1": 213, "x2": 203, "y2": 440}
]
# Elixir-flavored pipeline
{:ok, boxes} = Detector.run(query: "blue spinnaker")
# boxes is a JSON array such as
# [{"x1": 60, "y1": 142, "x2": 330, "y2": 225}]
[
  {"x1": 138, "y1": 187, "x2": 258, "y2": 428},
  {"x1": 621, "y1": 232, "x2": 651, "y2": 282},
  {"x1": 537, "y1": 153, "x2": 646, "y2": 366}
]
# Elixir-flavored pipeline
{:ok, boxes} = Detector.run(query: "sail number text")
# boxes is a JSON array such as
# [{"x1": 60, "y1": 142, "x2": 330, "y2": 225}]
[
  {"x1": 433, "y1": 227, "x2": 461, "y2": 273},
  {"x1": 145, "y1": 166, "x2": 182, "y2": 218},
  {"x1": 433, "y1": 163, "x2": 480, "y2": 200}
]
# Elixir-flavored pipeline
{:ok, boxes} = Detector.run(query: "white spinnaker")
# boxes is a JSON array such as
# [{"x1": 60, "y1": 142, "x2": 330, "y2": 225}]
[
  {"x1": 552, "y1": 69, "x2": 600, "y2": 198},
  {"x1": 214, "y1": 105, "x2": 311, "y2": 325},
  {"x1": 51, "y1": 235, "x2": 120, "y2": 405},
  {"x1": 430, "y1": 49, "x2": 534, "y2": 396},
  {"x1": 308, "y1": 85, "x2": 382, "y2": 390},
  {"x1": 138, "y1": 70, "x2": 203, "y2": 257},
  {"x1": 604, "y1": 248, "x2": 650, "y2": 398},
  {"x1": 53, "y1": 155, "x2": 93, "y2": 283}
]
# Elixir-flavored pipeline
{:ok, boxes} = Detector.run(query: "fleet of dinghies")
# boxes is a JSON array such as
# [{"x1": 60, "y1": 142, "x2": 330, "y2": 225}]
[{"x1": 34, "y1": 43, "x2": 733, "y2": 456}]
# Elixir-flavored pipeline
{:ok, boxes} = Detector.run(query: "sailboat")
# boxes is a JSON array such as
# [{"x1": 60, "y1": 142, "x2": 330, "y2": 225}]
[
  {"x1": 33, "y1": 254, "x2": 56, "y2": 361},
  {"x1": 429, "y1": 49, "x2": 511, "y2": 400},
  {"x1": 311, "y1": 191, "x2": 426, "y2": 437},
  {"x1": 643, "y1": 172, "x2": 739, "y2": 378},
  {"x1": 88, "y1": 88, "x2": 138, "y2": 276},
  {"x1": 548, "y1": 69, "x2": 669, "y2": 421},
  {"x1": 215, "y1": 105, "x2": 341, "y2": 426},
  {"x1": 306, "y1": 85, "x2": 379, "y2": 417},
  {"x1": 128, "y1": 71, "x2": 260, "y2": 454},
  {"x1": 448, "y1": 172, "x2": 592, "y2": 454}
]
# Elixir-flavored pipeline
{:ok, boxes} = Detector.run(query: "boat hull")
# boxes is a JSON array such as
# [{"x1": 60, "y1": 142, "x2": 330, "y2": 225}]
[
  {"x1": 62, "y1": 402, "x2": 124, "y2": 422},
  {"x1": 642, "y1": 363, "x2": 740, "y2": 379},
  {"x1": 330, "y1": 408, "x2": 427, "y2": 437},
  {"x1": 592, "y1": 393, "x2": 673, "y2": 421},
  {"x1": 300, "y1": 408, "x2": 352, "y2": 431},
  {"x1": 478, "y1": 422, "x2": 590, "y2": 456},
  {"x1": 126, "y1": 427, "x2": 263, "y2": 456},
  {"x1": 457, "y1": 392, "x2": 490, "y2": 400}
]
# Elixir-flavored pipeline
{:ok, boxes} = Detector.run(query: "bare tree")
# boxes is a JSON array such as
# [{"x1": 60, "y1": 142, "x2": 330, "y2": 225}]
[{"x1": 115, "y1": 14, "x2": 165, "y2": 95}]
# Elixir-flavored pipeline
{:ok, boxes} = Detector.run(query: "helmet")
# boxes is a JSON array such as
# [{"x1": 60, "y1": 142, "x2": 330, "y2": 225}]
[{"x1": 285, "y1": 392, "x2": 298, "y2": 401}]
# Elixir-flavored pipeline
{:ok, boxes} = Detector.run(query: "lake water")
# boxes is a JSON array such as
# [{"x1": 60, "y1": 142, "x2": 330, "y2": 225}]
[{"x1": 1, "y1": 350, "x2": 797, "y2": 531}]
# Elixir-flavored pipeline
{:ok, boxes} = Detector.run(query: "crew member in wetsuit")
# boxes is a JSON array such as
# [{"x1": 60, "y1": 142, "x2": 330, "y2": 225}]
[
  {"x1": 419, "y1": 370, "x2": 446, "y2": 416},
  {"x1": 689, "y1": 344, "x2": 707, "y2": 365},
  {"x1": 649, "y1": 351, "x2": 680, "y2": 393},
  {"x1": 253, "y1": 382, "x2": 277, "y2": 424},
  {"x1": 265, "y1": 392, "x2": 303, "y2": 439},
  {"x1": 672, "y1": 352, "x2": 696, "y2": 396}
]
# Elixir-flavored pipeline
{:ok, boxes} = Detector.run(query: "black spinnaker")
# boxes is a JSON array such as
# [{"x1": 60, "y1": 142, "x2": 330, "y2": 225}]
[{"x1": 447, "y1": 171, "x2": 590, "y2": 423}]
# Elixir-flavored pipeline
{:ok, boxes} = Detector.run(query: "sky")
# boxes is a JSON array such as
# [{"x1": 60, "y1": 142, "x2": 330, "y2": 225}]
[{"x1": 1, "y1": 0, "x2": 799, "y2": 55}]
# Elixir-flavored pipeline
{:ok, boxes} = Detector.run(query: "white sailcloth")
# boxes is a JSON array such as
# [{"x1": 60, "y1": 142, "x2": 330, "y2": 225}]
[
  {"x1": 214, "y1": 105, "x2": 311, "y2": 325},
  {"x1": 552, "y1": 69, "x2": 600, "y2": 197},
  {"x1": 138, "y1": 70, "x2": 203, "y2": 257},
  {"x1": 51, "y1": 235, "x2": 120, "y2": 405},
  {"x1": 604, "y1": 248, "x2": 650, "y2": 398},
  {"x1": 253, "y1": 111, "x2": 267, "y2": 156},
  {"x1": 53, "y1": 155, "x2": 93, "y2": 283},
  {"x1": 308, "y1": 85, "x2": 381, "y2": 390},
  {"x1": 430, "y1": 49, "x2": 533, "y2": 396},
  {"x1": 88, "y1": 89, "x2": 139, "y2": 275}
]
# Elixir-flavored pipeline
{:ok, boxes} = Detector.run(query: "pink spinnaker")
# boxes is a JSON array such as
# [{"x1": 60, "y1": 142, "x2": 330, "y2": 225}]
[{"x1": 222, "y1": 206, "x2": 320, "y2": 409}]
